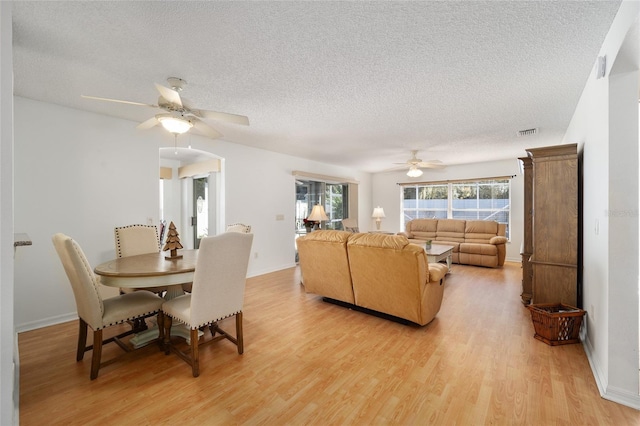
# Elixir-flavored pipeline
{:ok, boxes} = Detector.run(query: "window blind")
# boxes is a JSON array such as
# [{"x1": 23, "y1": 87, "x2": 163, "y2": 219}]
[{"x1": 397, "y1": 175, "x2": 515, "y2": 186}]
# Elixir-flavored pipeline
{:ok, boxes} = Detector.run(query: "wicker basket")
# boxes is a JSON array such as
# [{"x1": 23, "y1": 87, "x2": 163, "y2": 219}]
[{"x1": 528, "y1": 303, "x2": 586, "y2": 346}]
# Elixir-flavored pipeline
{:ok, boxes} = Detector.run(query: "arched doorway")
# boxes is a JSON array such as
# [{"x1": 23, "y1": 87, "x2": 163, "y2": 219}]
[{"x1": 159, "y1": 147, "x2": 222, "y2": 249}]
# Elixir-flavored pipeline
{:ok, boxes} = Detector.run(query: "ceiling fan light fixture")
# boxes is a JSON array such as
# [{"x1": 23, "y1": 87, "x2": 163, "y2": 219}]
[
  {"x1": 158, "y1": 116, "x2": 193, "y2": 134},
  {"x1": 407, "y1": 166, "x2": 423, "y2": 178}
]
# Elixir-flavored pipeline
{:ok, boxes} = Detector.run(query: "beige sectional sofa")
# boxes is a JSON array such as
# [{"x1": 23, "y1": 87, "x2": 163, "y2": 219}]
[
  {"x1": 399, "y1": 219, "x2": 508, "y2": 268},
  {"x1": 297, "y1": 230, "x2": 447, "y2": 326}
]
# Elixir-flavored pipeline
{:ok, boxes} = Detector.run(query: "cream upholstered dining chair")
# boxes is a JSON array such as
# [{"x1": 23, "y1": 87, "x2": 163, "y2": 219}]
[
  {"x1": 114, "y1": 224, "x2": 169, "y2": 295},
  {"x1": 161, "y1": 232, "x2": 253, "y2": 377},
  {"x1": 226, "y1": 223, "x2": 252, "y2": 233},
  {"x1": 115, "y1": 224, "x2": 160, "y2": 258},
  {"x1": 52, "y1": 233, "x2": 165, "y2": 380},
  {"x1": 341, "y1": 218, "x2": 359, "y2": 233}
]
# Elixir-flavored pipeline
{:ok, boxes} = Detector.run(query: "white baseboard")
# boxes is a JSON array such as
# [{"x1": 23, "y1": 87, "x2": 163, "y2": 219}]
[
  {"x1": 248, "y1": 262, "x2": 297, "y2": 278},
  {"x1": 16, "y1": 312, "x2": 77, "y2": 333},
  {"x1": 582, "y1": 336, "x2": 608, "y2": 396},
  {"x1": 13, "y1": 333, "x2": 19, "y2": 425},
  {"x1": 583, "y1": 336, "x2": 640, "y2": 410},
  {"x1": 603, "y1": 385, "x2": 640, "y2": 410}
]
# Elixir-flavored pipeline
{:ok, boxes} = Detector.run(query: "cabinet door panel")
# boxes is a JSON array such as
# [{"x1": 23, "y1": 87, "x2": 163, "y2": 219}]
[
  {"x1": 532, "y1": 158, "x2": 578, "y2": 265},
  {"x1": 532, "y1": 263, "x2": 577, "y2": 306}
]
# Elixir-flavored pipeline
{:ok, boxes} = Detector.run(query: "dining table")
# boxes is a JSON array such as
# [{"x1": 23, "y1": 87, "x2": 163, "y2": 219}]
[{"x1": 94, "y1": 249, "x2": 199, "y2": 348}]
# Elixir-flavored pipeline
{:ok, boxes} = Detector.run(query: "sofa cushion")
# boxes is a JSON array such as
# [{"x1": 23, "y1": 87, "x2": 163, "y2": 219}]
[
  {"x1": 297, "y1": 230, "x2": 355, "y2": 304},
  {"x1": 459, "y1": 243, "x2": 498, "y2": 256},
  {"x1": 436, "y1": 219, "x2": 466, "y2": 243},
  {"x1": 348, "y1": 232, "x2": 409, "y2": 250},
  {"x1": 464, "y1": 220, "x2": 499, "y2": 244},
  {"x1": 407, "y1": 218, "x2": 438, "y2": 240}
]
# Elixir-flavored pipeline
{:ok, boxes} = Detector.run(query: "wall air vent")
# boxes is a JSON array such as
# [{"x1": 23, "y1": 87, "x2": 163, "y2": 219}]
[{"x1": 517, "y1": 128, "x2": 538, "y2": 137}]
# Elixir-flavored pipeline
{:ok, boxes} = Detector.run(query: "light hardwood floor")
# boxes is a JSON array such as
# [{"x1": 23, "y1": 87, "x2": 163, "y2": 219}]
[{"x1": 19, "y1": 262, "x2": 639, "y2": 425}]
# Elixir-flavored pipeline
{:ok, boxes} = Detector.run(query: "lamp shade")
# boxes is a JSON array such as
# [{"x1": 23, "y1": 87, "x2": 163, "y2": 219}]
[
  {"x1": 371, "y1": 207, "x2": 386, "y2": 218},
  {"x1": 158, "y1": 116, "x2": 193, "y2": 134},
  {"x1": 407, "y1": 166, "x2": 423, "y2": 178},
  {"x1": 307, "y1": 204, "x2": 329, "y2": 221}
]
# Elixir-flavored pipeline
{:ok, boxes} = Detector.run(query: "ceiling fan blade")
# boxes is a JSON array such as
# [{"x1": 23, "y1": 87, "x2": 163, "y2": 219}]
[
  {"x1": 198, "y1": 109, "x2": 250, "y2": 126},
  {"x1": 81, "y1": 95, "x2": 156, "y2": 108},
  {"x1": 382, "y1": 166, "x2": 410, "y2": 172},
  {"x1": 154, "y1": 83, "x2": 183, "y2": 107},
  {"x1": 137, "y1": 116, "x2": 160, "y2": 130},
  {"x1": 417, "y1": 161, "x2": 446, "y2": 169},
  {"x1": 192, "y1": 119, "x2": 223, "y2": 139}
]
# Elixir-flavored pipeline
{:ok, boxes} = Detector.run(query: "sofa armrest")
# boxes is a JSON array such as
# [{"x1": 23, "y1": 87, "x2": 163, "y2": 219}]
[
  {"x1": 490, "y1": 236, "x2": 508, "y2": 245},
  {"x1": 397, "y1": 231, "x2": 413, "y2": 238},
  {"x1": 428, "y1": 263, "x2": 447, "y2": 282}
]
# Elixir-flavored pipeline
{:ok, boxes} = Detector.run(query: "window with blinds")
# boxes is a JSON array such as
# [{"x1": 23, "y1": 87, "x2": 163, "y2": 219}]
[{"x1": 401, "y1": 178, "x2": 511, "y2": 238}]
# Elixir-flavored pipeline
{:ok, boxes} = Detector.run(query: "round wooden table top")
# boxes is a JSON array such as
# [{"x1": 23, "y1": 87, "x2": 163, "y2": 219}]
[{"x1": 94, "y1": 249, "x2": 198, "y2": 278}]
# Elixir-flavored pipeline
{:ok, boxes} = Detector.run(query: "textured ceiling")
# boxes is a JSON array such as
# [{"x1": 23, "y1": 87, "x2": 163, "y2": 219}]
[{"x1": 12, "y1": 1, "x2": 622, "y2": 172}]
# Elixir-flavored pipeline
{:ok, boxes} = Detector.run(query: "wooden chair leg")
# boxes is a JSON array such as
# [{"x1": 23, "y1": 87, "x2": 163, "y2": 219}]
[
  {"x1": 156, "y1": 312, "x2": 164, "y2": 348},
  {"x1": 163, "y1": 316, "x2": 172, "y2": 355},
  {"x1": 236, "y1": 312, "x2": 244, "y2": 354},
  {"x1": 77, "y1": 318, "x2": 88, "y2": 361},
  {"x1": 190, "y1": 328, "x2": 200, "y2": 377},
  {"x1": 90, "y1": 329, "x2": 103, "y2": 380}
]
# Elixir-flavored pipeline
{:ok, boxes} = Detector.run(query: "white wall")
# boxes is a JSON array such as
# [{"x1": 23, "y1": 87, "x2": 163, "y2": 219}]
[
  {"x1": 198, "y1": 138, "x2": 371, "y2": 275},
  {"x1": 0, "y1": 2, "x2": 16, "y2": 424},
  {"x1": 13, "y1": 97, "x2": 372, "y2": 331},
  {"x1": 14, "y1": 98, "x2": 161, "y2": 329},
  {"x1": 563, "y1": 0, "x2": 639, "y2": 409},
  {"x1": 160, "y1": 157, "x2": 182, "y2": 236},
  {"x1": 371, "y1": 159, "x2": 524, "y2": 262}
]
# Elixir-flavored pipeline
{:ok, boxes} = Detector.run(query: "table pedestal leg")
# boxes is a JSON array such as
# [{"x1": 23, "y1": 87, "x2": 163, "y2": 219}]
[
  {"x1": 130, "y1": 322, "x2": 202, "y2": 349},
  {"x1": 129, "y1": 283, "x2": 202, "y2": 348}
]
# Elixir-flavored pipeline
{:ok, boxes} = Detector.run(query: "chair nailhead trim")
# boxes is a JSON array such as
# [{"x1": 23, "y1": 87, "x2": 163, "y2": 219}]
[
  {"x1": 163, "y1": 310, "x2": 241, "y2": 329},
  {"x1": 96, "y1": 309, "x2": 160, "y2": 330}
]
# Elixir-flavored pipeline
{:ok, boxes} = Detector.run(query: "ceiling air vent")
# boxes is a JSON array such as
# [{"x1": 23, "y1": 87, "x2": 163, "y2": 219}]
[{"x1": 517, "y1": 128, "x2": 538, "y2": 137}]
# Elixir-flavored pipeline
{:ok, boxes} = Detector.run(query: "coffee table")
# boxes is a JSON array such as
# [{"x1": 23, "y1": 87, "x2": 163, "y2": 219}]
[{"x1": 424, "y1": 243, "x2": 453, "y2": 272}]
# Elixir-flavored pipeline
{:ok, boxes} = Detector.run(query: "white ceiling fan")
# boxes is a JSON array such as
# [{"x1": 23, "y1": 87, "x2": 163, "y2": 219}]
[
  {"x1": 392, "y1": 150, "x2": 445, "y2": 177},
  {"x1": 82, "y1": 77, "x2": 249, "y2": 139}
]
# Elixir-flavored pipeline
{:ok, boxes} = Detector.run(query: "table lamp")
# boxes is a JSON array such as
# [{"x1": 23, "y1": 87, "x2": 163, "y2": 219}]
[
  {"x1": 307, "y1": 204, "x2": 329, "y2": 230},
  {"x1": 372, "y1": 206, "x2": 386, "y2": 230}
]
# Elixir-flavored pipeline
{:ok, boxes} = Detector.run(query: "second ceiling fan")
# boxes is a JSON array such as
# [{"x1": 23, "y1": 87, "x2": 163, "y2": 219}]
[{"x1": 82, "y1": 77, "x2": 249, "y2": 139}]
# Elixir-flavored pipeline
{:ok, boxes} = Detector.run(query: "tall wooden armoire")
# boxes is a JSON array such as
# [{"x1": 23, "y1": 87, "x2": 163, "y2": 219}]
[{"x1": 524, "y1": 143, "x2": 580, "y2": 307}]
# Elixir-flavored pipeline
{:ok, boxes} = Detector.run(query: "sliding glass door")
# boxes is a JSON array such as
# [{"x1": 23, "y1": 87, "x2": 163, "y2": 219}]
[
  {"x1": 293, "y1": 173, "x2": 357, "y2": 263},
  {"x1": 193, "y1": 177, "x2": 208, "y2": 249},
  {"x1": 295, "y1": 180, "x2": 349, "y2": 232}
]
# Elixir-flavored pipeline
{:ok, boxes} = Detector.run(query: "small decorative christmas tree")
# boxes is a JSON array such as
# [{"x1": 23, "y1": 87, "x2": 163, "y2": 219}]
[{"x1": 163, "y1": 221, "x2": 184, "y2": 260}]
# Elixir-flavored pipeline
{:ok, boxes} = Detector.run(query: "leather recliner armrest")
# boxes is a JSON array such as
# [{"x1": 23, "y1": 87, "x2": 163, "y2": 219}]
[
  {"x1": 427, "y1": 263, "x2": 448, "y2": 282},
  {"x1": 490, "y1": 236, "x2": 508, "y2": 245}
]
